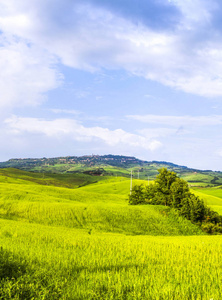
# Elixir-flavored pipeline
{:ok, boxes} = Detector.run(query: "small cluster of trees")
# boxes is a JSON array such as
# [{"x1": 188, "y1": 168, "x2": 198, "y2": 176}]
[{"x1": 129, "y1": 168, "x2": 222, "y2": 234}]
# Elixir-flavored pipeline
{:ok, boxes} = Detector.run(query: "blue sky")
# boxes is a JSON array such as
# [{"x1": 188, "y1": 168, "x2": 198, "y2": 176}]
[{"x1": 1, "y1": 0, "x2": 222, "y2": 170}]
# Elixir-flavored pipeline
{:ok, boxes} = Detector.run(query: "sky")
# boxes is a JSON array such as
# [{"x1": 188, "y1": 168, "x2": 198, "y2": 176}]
[{"x1": 1, "y1": 0, "x2": 222, "y2": 170}]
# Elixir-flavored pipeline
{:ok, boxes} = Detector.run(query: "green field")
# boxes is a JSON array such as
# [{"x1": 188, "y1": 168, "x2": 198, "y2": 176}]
[
  {"x1": 192, "y1": 187, "x2": 222, "y2": 215},
  {"x1": 0, "y1": 167, "x2": 108, "y2": 188},
  {"x1": 181, "y1": 173, "x2": 214, "y2": 183},
  {"x1": 1, "y1": 168, "x2": 222, "y2": 299},
  {"x1": 193, "y1": 187, "x2": 222, "y2": 199}
]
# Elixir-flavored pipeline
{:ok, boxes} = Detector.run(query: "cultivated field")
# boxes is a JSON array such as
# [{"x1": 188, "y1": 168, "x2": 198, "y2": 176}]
[{"x1": 0, "y1": 169, "x2": 222, "y2": 299}]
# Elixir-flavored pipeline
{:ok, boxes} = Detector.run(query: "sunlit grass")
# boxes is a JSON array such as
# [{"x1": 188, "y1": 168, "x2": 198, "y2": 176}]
[
  {"x1": 192, "y1": 189, "x2": 222, "y2": 206},
  {"x1": 194, "y1": 187, "x2": 222, "y2": 199},
  {"x1": 0, "y1": 171, "x2": 221, "y2": 299},
  {"x1": 0, "y1": 219, "x2": 221, "y2": 299},
  {"x1": 81, "y1": 178, "x2": 149, "y2": 195}
]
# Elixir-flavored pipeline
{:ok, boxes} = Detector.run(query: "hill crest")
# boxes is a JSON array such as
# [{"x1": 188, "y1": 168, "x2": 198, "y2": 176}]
[
  {"x1": 1, "y1": 154, "x2": 222, "y2": 186},
  {"x1": 0, "y1": 154, "x2": 200, "y2": 171}
]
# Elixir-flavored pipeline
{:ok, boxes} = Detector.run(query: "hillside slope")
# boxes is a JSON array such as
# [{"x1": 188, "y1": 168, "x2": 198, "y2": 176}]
[
  {"x1": 1, "y1": 154, "x2": 222, "y2": 186},
  {"x1": 0, "y1": 168, "x2": 222, "y2": 299},
  {"x1": 0, "y1": 171, "x2": 203, "y2": 236}
]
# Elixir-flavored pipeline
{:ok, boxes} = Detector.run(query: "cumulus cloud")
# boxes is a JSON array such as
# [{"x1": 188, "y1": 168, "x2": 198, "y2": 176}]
[
  {"x1": 5, "y1": 116, "x2": 162, "y2": 152},
  {"x1": 171, "y1": 0, "x2": 214, "y2": 27},
  {"x1": 0, "y1": 35, "x2": 62, "y2": 108},
  {"x1": 1, "y1": 0, "x2": 222, "y2": 100}
]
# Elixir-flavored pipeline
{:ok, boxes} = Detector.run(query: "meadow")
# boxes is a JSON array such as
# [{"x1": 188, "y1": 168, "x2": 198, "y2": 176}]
[{"x1": 0, "y1": 169, "x2": 222, "y2": 299}]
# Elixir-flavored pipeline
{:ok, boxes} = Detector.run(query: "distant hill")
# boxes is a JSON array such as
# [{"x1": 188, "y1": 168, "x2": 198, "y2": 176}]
[
  {"x1": 0, "y1": 154, "x2": 222, "y2": 186},
  {"x1": 0, "y1": 154, "x2": 194, "y2": 170},
  {"x1": 0, "y1": 154, "x2": 150, "y2": 169}
]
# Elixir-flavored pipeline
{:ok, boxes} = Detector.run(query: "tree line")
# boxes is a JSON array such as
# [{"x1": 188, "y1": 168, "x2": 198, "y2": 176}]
[{"x1": 129, "y1": 168, "x2": 222, "y2": 234}]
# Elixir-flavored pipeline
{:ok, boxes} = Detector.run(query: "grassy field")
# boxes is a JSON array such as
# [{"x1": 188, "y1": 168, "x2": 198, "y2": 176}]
[
  {"x1": 1, "y1": 220, "x2": 222, "y2": 300},
  {"x1": 0, "y1": 168, "x2": 106, "y2": 188},
  {"x1": 192, "y1": 189, "x2": 222, "y2": 206},
  {"x1": 192, "y1": 187, "x2": 222, "y2": 215},
  {"x1": 0, "y1": 168, "x2": 222, "y2": 299},
  {"x1": 181, "y1": 173, "x2": 214, "y2": 183},
  {"x1": 193, "y1": 187, "x2": 222, "y2": 199}
]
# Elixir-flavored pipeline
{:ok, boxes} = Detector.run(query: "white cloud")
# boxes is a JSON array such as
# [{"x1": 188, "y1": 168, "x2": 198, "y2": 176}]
[
  {"x1": 127, "y1": 114, "x2": 222, "y2": 126},
  {"x1": 0, "y1": 35, "x2": 62, "y2": 108},
  {"x1": 148, "y1": 140, "x2": 163, "y2": 151},
  {"x1": 1, "y1": 0, "x2": 222, "y2": 99},
  {"x1": 171, "y1": 0, "x2": 214, "y2": 28},
  {"x1": 138, "y1": 128, "x2": 181, "y2": 139},
  {"x1": 50, "y1": 109, "x2": 81, "y2": 115},
  {"x1": 5, "y1": 116, "x2": 162, "y2": 152}
]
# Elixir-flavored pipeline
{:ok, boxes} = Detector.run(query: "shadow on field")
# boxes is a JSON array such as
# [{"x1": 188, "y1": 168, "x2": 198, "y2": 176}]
[
  {"x1": 0, "y1": 248, "x2": 64, "y2": 300},
  {"x1": 0, "y1": 248, "x2": 27, "y2": 280}
]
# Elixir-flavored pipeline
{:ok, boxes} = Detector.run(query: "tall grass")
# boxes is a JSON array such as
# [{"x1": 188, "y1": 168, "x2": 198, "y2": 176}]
[
  {"x1": 0, "y1": 168, "x2": 108, "y2": 188},
  {"x1": 192, "y1": 188, "x2": 222, "y2": 206},
  {"x1": 0, "y1": 200, "x2": 202, "y2": 236},
  {"x1": 194, "y1": 187, "x2": 222, "y2": 200},
  {"x1": 81, "y1": 178, "x2": 149, "y2": 195},
  {"x1": 0, "y1": 171, "x2": 220, "y2": 299},
  {"x1": 0, "y1": 219, "x2": 221, "y2": 299}
]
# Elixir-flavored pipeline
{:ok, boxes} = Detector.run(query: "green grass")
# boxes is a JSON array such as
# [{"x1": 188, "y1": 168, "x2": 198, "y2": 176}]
[
  {"x1": 0, "y1": 167, "x2": 114, "y2": 189},
  {"x1": 31, "y1": 163, "x2": 133, "y2": 178},
  {"x1": 0, "y1": 220, "x2": 221, "y2": 300},
  {"x1": 80, "y1": 178, "x2": 149, "y2": 195},
  {"x1": 0, "y1": 177, "x2": 201, "y2": 236},
  {"x1": 181, "y1": 173, "x2": 214, "y2": 183},
  {"x1": 192, "y1": 188, "x2": 222, "y2": 206},
  {"x1": 0, "y1": 169, "x2": 221, "y2": 299},
  {"x1": 209, "y1": 205, "x2": 222, "y2": 215},
  {"x1": 0, "y1": 201, "x2": 203, "y2": 236},
  {"x1": 194, "y1": 187, "x2": 222, "y2": 199}
]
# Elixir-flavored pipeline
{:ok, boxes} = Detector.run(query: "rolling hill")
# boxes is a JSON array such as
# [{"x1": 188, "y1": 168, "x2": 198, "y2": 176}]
[
  {"x1": 0, "y1": 166, "x2": 222, "y2": 298},
  {"x1": 0, "y1": 169, "x2": 202, "y2": 236},
  {"x1": 1, "y1": 154, "x2": 222, "y2": 187}
]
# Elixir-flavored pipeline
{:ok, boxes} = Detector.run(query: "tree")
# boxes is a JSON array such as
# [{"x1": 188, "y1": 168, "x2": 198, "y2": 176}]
[
  {"x1": 170, "y1": 178, "x2": 190, "y2": 209},
  {"x1": 155, "y1": 168, "x2": 177, "y2": 205},
  {"x1": 143, "y1": 183, "x2": 158, "y2": 204},
  {"x1": 180, "y1": 197, "x2": 191, "y2": 220},
  {"x1": 189, "y1": 195, "x2": 206, "y2": 223},
  {"x1": 129, "y1": 184, "x2": 145, "y2": 205},
  {"x1": 128, "y1": 167, "x2": 222, "y2": 234}
]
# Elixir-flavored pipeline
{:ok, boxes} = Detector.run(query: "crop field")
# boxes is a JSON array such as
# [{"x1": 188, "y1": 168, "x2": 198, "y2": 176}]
[
  {"x1": 0, "y1": 168, "x2": 222, "y2": 299},
  {"x1": 192, "y1": 189, "x2": 222, "y2": 206},
  {"x1": 0, "y1": 168, "x2": 105, "y2": 188},
  {"x1": 192, "y1": 187, "x2": 222, "y2": 214},
  {"x1": 193, "y1": 187, "x2": 222, "y2": 200},
  {"x1": 31, "y1": 163, "x2": 133, "y2": 177}
]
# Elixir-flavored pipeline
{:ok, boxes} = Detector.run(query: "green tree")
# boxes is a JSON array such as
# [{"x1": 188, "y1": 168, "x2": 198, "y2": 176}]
[
  {"x1": 180, "y1": 197, "x2": 191, "y2": 220},
  {"x1": 155, "y1": 168, "x2": 177, "y2": 205},
  {"x1": 128, "y1": 167, "x2": 222, "y2": 234},
  {"x1": 143, "y1": 183, "x2": 157, "y2": 204},
  {"x1": 129, "y1": 184, "x2": 145, "y2": 205},
  {"x1": 170, "y1": 178, "x2": 190, "y2": 209},
  {"x1": 189, "y1": 195, "x2": 206, "y2": 223}
]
